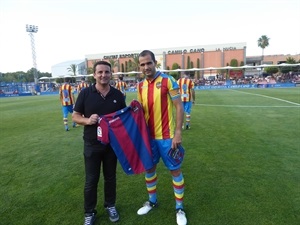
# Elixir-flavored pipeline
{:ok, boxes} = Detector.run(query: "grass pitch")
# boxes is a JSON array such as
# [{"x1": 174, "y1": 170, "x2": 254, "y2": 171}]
[{"x1": 0, "y1": 88, "x2": 299, "y2": 225}]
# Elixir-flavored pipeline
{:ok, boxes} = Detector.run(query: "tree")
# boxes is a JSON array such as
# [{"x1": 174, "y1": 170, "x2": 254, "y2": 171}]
[
  {"x1": 125, "y1": 56, "x2": 140, "y2": 80},
  {"x1": 230, "y1": 59, "x2": 238, "y2": 67},
  {"x1": 286, "y1": 57, "x2": 297, "y2": 64},
  {"x1": 67, "y1": 64, "x2": 77, "y2": 83},
  {"x1": 257, "y1": 35, "x2": 270, "y2": 63},
  {"x1": 67, "y1": 64, "x2": 77, "y2": 76},
  {"x1": 131, "y1": 55, "x2": 140, "y2": 71},
  {"x1": 170, "y1": 63, "x2": 180, "y2": 79},
  {"x1": 196, "y1": 58, "x2": 200, "y2": 78},
  {"x1": 265, "y1": 66, "x2": 279, "y2": 75},
  {"x1": 108, "y1": 59, "x2": 118, "y2": 72},
  {"x1": 156, "y1": 62, "x2": 161, "y2": 69},
  {"x1": 27, "y1": 68, "x2": 38, "y2": 82},
  {"x1": 187, "y1": 56, "x2": 191, "y2": 69},
  {"x1": 87, "y1": 67, "x2": 93, "y2": 74},
  {"x1": 281, "y1": 56, "x2": 298, "y2": 74}
]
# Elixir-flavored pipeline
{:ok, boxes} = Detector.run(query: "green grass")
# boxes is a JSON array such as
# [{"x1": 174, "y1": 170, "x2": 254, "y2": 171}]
[{"x1": 0, "y1": 88, "x2": 300, "y2": 225}]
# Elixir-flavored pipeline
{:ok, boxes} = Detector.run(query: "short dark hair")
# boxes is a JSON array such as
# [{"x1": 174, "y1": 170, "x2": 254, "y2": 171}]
[
  {"x1": 93, "y1": 61, "x2": 112, "y2": 73},
  {"x1": 139, "y1": 50, "x2": 156, "y2": 62}
]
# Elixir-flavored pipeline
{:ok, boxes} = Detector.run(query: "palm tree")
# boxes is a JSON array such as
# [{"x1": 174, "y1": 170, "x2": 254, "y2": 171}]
[
  {"x1": 108, "y1": 59, "x2": 118, "y2": 73},
  {"x1": 257, "y1": 35, "x2": 270, "y2": 64},
  {"x1": 156, "y1": 62, "x2": 161, "y2": 69},
  {"x1": 67, "y1": 64, "x2": 77, "y2": 83},
  {"x1": 67, "y1": 64, "x2": 77, "y2": 76},
  {"x1": 132, "y1": 55, "x2": 140, "y2": 71},
  {"x1": 126, "y1": 55, "x2": 141, "y2": 80}
]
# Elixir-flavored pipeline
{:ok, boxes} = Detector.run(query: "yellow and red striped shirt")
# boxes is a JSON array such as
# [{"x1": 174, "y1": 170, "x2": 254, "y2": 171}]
[
  {"x1": 59, "y1": 84, "x2": 74, "y2": 106},
  {"x1": 137, "y1": 72, "x2": 180, "y2": 139},
  {"x1": 115, "y1": 81, "x2": 127, "y2": 96},
  {"x1": 78, "y1": 82, "x2": 89, "y2": 93},
  {"x1": 177, "y1": 77, "x2": 195, "y2": 102}
]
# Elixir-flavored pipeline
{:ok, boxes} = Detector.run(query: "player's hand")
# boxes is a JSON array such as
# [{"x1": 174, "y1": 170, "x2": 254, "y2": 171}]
[{"x1": 172, "y1": 130, "x2": 182, "y2": 149}]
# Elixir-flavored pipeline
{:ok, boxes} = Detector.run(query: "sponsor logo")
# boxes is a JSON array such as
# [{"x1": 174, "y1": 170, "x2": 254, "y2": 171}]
[
  {"x1": 109, "y1": 117, "x2": 120, "y2": 124},
  {"x1": 156, "y1": 82, "x2": 161, "y2": 89}
]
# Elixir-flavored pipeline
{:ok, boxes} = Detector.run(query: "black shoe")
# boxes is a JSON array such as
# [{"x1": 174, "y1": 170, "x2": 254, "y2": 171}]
[
  {"x1": 84, "y1": 212, "x2": 96, "y2": 225},
  {"x1": 106, "y1": 206, "x2": 120, "y2": 222},
  {"x1": 186, "y1": 125, "x2": 190, "y2": 130}
]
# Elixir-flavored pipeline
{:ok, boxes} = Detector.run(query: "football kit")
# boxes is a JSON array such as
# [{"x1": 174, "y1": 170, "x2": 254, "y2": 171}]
[{"x1": 97, "y1": 100, "x2": 154, "y2": 175}]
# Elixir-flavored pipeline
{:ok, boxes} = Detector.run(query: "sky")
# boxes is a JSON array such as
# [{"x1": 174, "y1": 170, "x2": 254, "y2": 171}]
[{"x1": 0, "y1": 0, "x2": 299, "y2": 73}]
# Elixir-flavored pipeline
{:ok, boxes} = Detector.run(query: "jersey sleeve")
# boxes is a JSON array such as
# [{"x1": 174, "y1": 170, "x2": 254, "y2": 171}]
[{"x1": 168, "y1": 76, "x2": 180, "y2": 99}]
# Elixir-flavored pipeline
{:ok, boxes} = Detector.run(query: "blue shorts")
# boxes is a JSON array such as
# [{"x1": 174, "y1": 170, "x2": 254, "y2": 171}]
[
  {"x1": 183, "y1": 101, "x2": 192, "y2": 114},
  {"x1": 151, "y1": 139, "x2": 185, "y2": 171},
  {"x1": 62, "y1": 105, "x2": 74, "y2": 118}
]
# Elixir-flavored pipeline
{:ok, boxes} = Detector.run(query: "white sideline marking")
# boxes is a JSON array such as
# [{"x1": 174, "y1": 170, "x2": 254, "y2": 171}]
[
  {"x1": 229, "y1": 89, "x2": 300, "y2": 106},
  {"x1": 195, "y1": 104, "x2": 299, "y2": 108},
  {"x1": 193, "y1": 89, "x2": 300, "y2": 108}
]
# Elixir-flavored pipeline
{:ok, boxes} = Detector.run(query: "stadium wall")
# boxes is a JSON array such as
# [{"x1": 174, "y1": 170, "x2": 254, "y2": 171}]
[{"x1": 0, "y1": 83, "x2": 297, "y2": 98}]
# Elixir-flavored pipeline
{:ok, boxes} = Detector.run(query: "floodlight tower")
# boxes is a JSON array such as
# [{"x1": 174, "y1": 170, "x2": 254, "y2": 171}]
[{"x1": 26, "y1": 24, "x2": 39, "y2": 84}]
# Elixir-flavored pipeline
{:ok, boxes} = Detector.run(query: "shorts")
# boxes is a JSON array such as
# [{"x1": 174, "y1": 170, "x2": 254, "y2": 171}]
[
  {"x1": 62, "y1": 105, "x2": 74, "y2": 118},
  {"x1": 183, "y1": 101, "x2": 192, "y2": 114},
  {"x1": 151, "y1": 139, "x2": 185, "y2": 171}
]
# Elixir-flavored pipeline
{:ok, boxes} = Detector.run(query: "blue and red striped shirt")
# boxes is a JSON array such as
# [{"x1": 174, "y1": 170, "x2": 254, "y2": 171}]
[{"x1": 97, "y1": 100, "x2": 153, "y2": 175}]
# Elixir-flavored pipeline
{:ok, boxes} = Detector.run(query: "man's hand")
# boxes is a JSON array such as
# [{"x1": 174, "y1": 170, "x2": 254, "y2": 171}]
[{"x1": 88, "y1": 114, "x2": 99, "y2": 125}]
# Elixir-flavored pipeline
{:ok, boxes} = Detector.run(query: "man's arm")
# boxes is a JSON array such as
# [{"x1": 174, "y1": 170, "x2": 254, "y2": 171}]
[
  {"x1": 191, "y1": 89, "x2": 195, "y2": 103},
  {"x1": 172, "y1": 97, "x2": 184, "y2": 149},
  {"x1": 72, "y1": 111, "x2": 99, "y2": 126},
  {"x1": 72, "y1": 93, "x2": 76, "y2": 104}
]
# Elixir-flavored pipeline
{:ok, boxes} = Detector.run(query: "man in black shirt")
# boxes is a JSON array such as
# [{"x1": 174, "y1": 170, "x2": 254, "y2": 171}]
[{"x1": 73, "y1": 61, "x2": 126, "y2": 225}]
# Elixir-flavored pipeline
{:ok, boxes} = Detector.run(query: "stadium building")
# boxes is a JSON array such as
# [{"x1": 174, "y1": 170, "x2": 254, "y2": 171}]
[
  {"x1": 50, "y1": 42, "x2": 299, "y2": 79},
  {"x1": 85, "y1": 42, "x2": 246, "y2": 79}
]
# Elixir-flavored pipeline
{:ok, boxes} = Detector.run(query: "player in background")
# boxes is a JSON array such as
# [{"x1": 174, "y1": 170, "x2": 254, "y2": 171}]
[
  {"x1": 136, "y1": 50, "x2": 187, "y2": 225},
  {"x1": 78, "y1": 77, "x2": 89, "y2": 94},
  {"x1": 115, "y1": 75, "x2": 127, "y2": 100},
  {"x1": 177, "y1": 72, "x2": 195, "y2": 130},
  {"x1": 59, "y1": 78, "x2": 77, "y2": 131}
]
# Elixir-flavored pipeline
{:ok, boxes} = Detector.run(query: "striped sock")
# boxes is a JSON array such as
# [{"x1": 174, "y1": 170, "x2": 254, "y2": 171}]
[
  {"x1": 173, "y1": 172, "x2": 185, "y2": 210},
  {"x1": 63, "y1": 118, "x2": 69, "y2": 130},
  {"x1": 145, "y1": 171, "x2": 157, "y2": 203},
  {"x1": 186, "y1": 114, "x2": 191, "y2": 126}
]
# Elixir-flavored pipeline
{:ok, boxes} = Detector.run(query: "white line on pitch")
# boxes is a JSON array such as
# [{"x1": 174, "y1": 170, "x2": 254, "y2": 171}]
[
  {"x1": 195, "y1": 104, "x2": 299, "y2": 108},
  {"x1": 229, "y1": 89, "x2": 300, "y2": 106}
]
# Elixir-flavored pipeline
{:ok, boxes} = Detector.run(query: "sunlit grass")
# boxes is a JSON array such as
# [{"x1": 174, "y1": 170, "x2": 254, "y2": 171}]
[{"x1": 0, "y1": 88, "x2": 299, "y2": 225}]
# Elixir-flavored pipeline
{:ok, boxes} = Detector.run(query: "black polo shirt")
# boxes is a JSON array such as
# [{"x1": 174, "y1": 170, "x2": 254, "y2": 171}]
[{"x1": 74, "y1": 84, "x2": 126, "y2": 142}]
